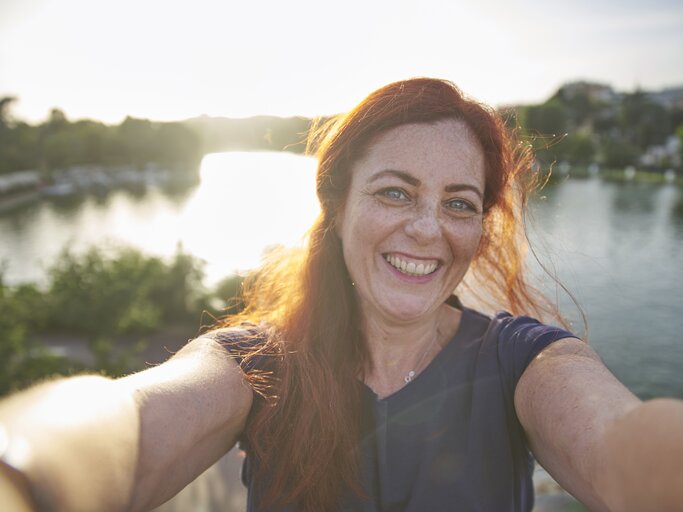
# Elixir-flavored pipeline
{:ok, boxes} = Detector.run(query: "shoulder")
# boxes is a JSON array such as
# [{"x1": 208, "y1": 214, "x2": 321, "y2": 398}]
[
  {"x1": 199, "y1": 323, "x2": 267, "y2": 355},
  {"x1": 198, "y1": 323, "x2": 276, "y2": 377},
  {"x1": 200, "y1": 323, "x2": 266, "y2": 345},
  {"x1": 491, "y1": 311, "x2": 576, "y2": 344},
  {"x1": 460, "y1": 307, "x2": 576, "y2": 346},
  {"x1": 465, "y1": 308, "x2": 580, "y2": 383}
]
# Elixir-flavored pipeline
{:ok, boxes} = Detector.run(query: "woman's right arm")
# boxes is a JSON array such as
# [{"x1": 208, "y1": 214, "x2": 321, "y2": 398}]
[{"x1": 0, "y1": 334, "x2": 254, "y2": 512}]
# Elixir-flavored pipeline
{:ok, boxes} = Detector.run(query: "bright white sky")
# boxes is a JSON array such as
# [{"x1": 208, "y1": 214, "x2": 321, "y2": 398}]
[{"x1": 1, "y1": 0, "x2": 682, "y2": 124}]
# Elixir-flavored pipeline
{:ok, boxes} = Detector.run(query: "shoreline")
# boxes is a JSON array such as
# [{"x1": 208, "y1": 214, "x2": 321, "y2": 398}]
[{"x1": 547, "y1": 164, "x2": 683, "y2": 186}]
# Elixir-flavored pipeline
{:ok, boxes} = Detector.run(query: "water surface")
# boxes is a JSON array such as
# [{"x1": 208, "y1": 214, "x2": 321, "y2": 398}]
[{"x1": 1, "y1": 153, "x2": 681, "y2": 398}]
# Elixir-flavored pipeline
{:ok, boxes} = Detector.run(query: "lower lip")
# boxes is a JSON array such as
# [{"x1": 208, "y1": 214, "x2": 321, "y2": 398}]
[{"x1": 383, "y1": 258, "x2": 439, "y2": 283}]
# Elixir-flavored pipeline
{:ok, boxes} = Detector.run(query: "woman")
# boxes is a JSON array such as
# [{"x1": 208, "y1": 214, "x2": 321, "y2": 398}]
[{"x1": 1, "y1": 78, "x2": 682, "y2": 512}]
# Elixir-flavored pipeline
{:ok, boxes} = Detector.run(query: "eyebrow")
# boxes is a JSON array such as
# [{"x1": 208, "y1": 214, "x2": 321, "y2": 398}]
[{"x1": 368, "y1": 169, "x2": 483, "y2": 200}]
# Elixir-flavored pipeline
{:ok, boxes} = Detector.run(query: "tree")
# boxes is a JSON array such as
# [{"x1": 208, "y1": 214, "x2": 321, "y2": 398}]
[
  {"x1": 620, "y1": 92, "x2": 671, "y2": 149},
  {"x1": 560, "y1": 132, "x2": 596, "y2": 165},
  {"x1": 602, "y1": 138, "x2": 640, "y2": 168},
  {"x1": 117, "y1": 117, "x2": 157, "y2": 168},
  {"x1": 155, "y1": 122, "x2": 202, "y2": 170},
  {"x1": 0, "y1": 96, "x2": 17, "y2": 128},
  {"x1": 522, "y1": 101, "x2": 568, "y2": 136}
]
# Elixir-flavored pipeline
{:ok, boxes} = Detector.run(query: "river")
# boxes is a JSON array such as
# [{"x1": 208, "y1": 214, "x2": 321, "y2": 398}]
[{"x1": 1, "y1": 151, "x2": 681, "y2": 399}]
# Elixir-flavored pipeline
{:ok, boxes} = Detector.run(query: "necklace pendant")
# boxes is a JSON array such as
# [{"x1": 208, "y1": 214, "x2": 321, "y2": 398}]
[{"x1": 404, "y1": 370, "x2": 416, "y2": 383}]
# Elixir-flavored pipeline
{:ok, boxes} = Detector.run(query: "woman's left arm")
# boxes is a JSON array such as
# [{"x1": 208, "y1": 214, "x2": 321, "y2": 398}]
[{"x1": 515, "y1": 337, "x2": 683, "y2": 512}]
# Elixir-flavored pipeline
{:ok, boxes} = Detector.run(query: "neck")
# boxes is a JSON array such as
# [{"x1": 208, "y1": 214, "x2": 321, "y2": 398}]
[{"x1": 361, "y1": 303, "x2": 462, "y2": 398}]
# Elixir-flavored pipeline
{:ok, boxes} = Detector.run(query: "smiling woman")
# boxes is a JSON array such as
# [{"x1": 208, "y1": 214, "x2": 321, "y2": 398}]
[
  {"x1": 1, "y1": 78, "x2": 682, "y2": 512},
  {"x1": 219, "y1": 77, "x2": 581, "y2": 512},
  {"x1": 337, "y1": 120, "x2": 485, "y2": 325}
]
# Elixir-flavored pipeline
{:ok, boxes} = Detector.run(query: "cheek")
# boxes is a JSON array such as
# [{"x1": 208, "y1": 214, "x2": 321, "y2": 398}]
[
  {"x1": 449, "y1": 219, "x2": 484, "y2": 257},
  {"x1": 342, "y1": 201, "x2": 391, "y2": 242}
]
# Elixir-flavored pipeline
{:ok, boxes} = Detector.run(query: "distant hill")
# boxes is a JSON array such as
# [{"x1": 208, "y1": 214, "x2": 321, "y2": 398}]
[
  {"x1": 2, "y1": 80, "x2": 682, "y2": 176},
  {"x1": 184, "y1": 82, "x2": 683, "y2": 166},
  {"x1": 183, "y1": 115, "x2": 315, "y2": 154}
]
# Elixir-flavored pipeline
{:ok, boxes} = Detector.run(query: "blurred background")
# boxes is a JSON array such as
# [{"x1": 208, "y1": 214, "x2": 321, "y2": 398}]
[{"x1": 1, "y1": 0, "x2": 682, "y2": 510}]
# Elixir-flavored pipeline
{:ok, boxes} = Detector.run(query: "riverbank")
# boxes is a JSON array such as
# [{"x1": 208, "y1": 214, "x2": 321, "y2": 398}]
[
  {"x1": 549, "y1": 163, "x2": 683, "y2": 185},
  {"x1": 0, "y1": 165, "x2": 199, "y2": 214}
]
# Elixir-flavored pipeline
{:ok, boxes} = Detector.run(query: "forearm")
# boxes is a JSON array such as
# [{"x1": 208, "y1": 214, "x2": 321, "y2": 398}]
[
  {"x1": 600, "y1": 398, "x2": 683, "y2": 512},
  {"x1": 0, "y1": 375, "x2": 140, "y2": 512},
  {"x1": 0, "y1": 337, "x2": 253, "y2": 512},
  {"x1": 0, "y1": 458, "x2": 34, "y2": 512},
  {"x1": 118, "y1": 336, "x2": 252, "y2": 511}
]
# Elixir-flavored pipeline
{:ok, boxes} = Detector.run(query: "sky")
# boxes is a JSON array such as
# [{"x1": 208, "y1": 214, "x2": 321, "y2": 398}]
[{"x1": 1, "y1": 0, "x2": 682, "y2": 124}]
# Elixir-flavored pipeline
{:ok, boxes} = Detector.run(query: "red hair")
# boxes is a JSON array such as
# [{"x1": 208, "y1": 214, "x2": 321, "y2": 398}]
[{"x1": 219, "y1": 78, "x2": 563, "y2": 511}]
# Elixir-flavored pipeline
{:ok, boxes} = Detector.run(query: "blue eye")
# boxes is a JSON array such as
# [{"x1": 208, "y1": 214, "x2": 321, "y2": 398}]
[
  {"x1": 445, "y1": 198, "x2": 477, "y2": 213},
  {"x1": 378, "y1": 188, "x2": 409, "y2": 201}
]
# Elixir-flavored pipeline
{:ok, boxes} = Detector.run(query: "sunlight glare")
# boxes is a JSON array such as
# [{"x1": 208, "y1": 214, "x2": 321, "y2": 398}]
[{"x1": 182, "y1": 152, "x2": 320, "y2": 281}]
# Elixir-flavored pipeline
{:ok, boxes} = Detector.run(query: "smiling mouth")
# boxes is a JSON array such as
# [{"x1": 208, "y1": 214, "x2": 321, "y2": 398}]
[{"x1": 384, "y1": 254, "x2": 439, "y2": 277}]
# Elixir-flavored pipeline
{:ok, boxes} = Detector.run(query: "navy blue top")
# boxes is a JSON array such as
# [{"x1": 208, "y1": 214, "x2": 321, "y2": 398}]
[{"x1": 211, "y1": 306, "x2": 576, "y2": 512}]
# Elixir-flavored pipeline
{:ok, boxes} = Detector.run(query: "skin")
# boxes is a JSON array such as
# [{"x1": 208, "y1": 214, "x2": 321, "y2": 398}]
[
  {"x1": 337, "y1": 119, "x2": 485, "y2": 398},
  {"x1": 516, "y1": 338, "x2": 683, "y2": 511},
  {"x1": 0, "y1": 338, "x2": 252, "y2": 512}
]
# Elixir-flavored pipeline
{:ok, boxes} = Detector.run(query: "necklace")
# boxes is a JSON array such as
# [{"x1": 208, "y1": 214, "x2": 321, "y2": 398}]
[{"x1": 404, "y1": 336, "x2": 439, "y2": 383}]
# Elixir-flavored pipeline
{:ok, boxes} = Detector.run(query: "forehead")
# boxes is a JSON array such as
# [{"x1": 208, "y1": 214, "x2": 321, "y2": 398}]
[{"x1": 351, "y1": 119, "x2": 486, "y2": 188}]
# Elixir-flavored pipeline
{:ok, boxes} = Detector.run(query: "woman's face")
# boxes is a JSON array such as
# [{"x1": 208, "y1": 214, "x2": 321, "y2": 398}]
[{"x1": 337, "y1": 119, "x2": 485, "y2": 325}]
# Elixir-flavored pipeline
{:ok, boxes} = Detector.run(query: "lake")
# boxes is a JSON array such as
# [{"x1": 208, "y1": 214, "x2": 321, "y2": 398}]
[{"x1": 1, "y1": 151, "x2": 681, "y2": 399}]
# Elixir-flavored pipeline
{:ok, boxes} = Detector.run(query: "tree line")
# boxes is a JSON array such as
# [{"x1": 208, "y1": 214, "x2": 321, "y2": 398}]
[
  {"x1": 0, "y1": 98, "x2": 203, "y2": 175},
  {"x1": 1, "y1": 82, "x2": 683, "y2": 178},
  {"x1": 506, "y1": 82, "x2": 683, "y2": 170}
]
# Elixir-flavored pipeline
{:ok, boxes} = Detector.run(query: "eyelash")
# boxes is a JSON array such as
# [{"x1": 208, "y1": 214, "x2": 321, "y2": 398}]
[
  {"x1": 378, "y1": 187, "x2": 409, "y2": 201},
  {"x1": 444, "y1": 198, "x2": 476, "y2": 212},
  {"x1": 375, "y1": 187, "x2": 479, "y2": 215}
]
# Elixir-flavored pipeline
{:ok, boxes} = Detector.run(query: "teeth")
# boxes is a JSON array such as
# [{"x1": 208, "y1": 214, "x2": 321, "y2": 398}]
[{"x1": 384, "y1": 255, "x2": 438, "y2": 276}]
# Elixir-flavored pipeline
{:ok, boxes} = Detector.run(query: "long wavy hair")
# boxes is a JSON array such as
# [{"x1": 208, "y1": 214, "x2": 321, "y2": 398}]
[{"x1": 219, "y1": 77, "x2": 563, "y2": 511}]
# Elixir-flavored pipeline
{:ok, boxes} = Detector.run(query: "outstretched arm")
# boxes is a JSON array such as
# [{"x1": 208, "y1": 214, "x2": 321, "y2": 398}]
[
  {"x1": 0, "y1": 334, "x2": 253, "y2": 512},
  {"x1": 515, "y1": 338, "x2": 683, "y2": 512}
]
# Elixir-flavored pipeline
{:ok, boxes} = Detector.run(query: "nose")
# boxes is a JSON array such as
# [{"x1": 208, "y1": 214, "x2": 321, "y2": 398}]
[{"x1": 404, "y1": 204, "x2": 442, "y2": 245}]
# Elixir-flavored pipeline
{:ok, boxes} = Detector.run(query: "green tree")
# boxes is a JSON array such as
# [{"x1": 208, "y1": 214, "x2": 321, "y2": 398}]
[
  {"x1": 676, "y1": 123, "x2": 683, "y2": 163},
  {"x1": 0, "y1": 277, "x2": 74, "y2": 396},
  {"x1": 523, "y1": 101, "x2": 568, "y2": 136},
  {"x1": 602, "y1": 138, "x2": 640, "y2": 168},
  {"x1": 563, "y1": 132, "x2": 597, "y2": 165},
  {"x1": 552, "y1": 87, "x2": 596, "y2": 127},
  {"x1": 620, "y1": 91, "x2": 671, "y2": 149},
  {"x1": 155, "y1": 122, "x2": 202, "y2": 169},
  {"x1": 45, "y1": 246, "x2": 207, "y2": 338},
  {"x1": 117, "y1": 117, "x2": 157, "y2": 168},
  {"x1": 0, "y1": 96, "x2": 17, "y2": 128}
]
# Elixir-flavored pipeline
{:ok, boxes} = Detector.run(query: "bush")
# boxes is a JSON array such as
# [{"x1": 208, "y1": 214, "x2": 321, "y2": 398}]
[
  {"x1": 0, "y1": 246, "x2": 247, "y2": 394},
  {"x1": 45, "y1": 245, "x2": 207, "y2": 337},
  {"x1": 0, "y1": 277, "x2": 75, "y2": 396}
]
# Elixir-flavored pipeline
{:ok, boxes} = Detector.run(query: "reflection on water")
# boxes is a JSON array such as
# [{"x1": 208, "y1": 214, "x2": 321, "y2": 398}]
[
  {"x1": 529, "y1": 178, "x2": 683, "y2": 399},
  {"x1": 0, "y1": 154, "x2": 681, "y2": 399},
  {"x1": 0, "y1": 152, "x2": 319, "y2": 286},
  {"x1": 672, "y1": 191, "x2": 683, "y2": 223}
]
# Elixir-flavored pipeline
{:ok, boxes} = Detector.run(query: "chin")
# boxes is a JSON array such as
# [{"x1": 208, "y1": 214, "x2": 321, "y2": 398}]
[{"x1": 380, "y1": 299, "x2": 437, "y2": 323}]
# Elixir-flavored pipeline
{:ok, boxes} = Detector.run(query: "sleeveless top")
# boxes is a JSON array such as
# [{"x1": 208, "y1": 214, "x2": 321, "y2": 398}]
[{"x1": 209, "y1": 305, "x2": 576, "y2": 512}]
